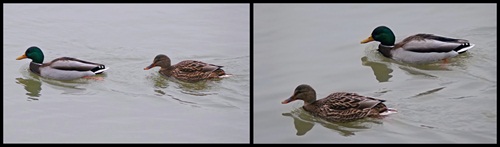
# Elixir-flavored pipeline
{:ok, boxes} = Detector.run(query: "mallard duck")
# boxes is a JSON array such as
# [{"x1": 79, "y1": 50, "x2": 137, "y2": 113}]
[
  {"x1": 360, "y1": 26, "x2": 474, "y2": 64},
  {"x1": 16, "y1": 46, "x2": 109, "y2": 81},
  {"x1": 144, "y1": 54, "x2": 229, "y2": 82},
  {"x1": 281, "y1": 84, "x2": 396, "y2": 122}
]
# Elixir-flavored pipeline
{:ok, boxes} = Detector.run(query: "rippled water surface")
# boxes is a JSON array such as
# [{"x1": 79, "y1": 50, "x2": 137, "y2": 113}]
[
  {"x1": 254, "y1": 4, "x2": 496, "y2": 143},
  {"x1": 4, "y1": 4, "x2": 250, "y2": 143}
]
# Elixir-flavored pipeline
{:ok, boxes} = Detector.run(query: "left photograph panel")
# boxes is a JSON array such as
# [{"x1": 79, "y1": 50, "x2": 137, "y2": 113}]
[{"x1": 4, "y1": 3, "x2": 250, "y2": 143}]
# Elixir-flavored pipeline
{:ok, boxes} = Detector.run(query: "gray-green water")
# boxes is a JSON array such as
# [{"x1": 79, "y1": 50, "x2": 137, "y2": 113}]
[
  {"x1": 4, "y1": 4, "x2": 249, "y2": 143},
  {"x1": 254, "y1": 4, "x2": 496, "y2": 143}
]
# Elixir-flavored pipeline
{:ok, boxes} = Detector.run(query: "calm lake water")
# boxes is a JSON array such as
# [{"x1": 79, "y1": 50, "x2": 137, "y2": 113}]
[
  {"x1": 254, "y1": 4, "x2": 496, "y2": 143},
  {"x1": 4, "y1": 4, "x2": 250, "y2": 143}
]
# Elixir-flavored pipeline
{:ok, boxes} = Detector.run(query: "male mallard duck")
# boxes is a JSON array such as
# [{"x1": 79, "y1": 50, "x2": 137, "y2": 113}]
[
  {"x1": 281, "y1": 84, "x2": 396, "y2": 122},
  {"x1": 144, "y1": 54, "x2": 229, "y2": 82},
  {"x1": 16, "y1": 46, "x2": 109, "y2": 81},
  {"x1": 360, "y1": 26, "x2": 474, "y2": 64}
]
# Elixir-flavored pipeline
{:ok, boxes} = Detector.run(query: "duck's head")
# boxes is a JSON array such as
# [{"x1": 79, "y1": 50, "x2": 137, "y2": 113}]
[
  {"x1": 360, "y1": 26, "x2": 396, "y2": 46},
  {"x1": 16, "y1": 46, "x2": 44, "y2": 63},
  {"x1": 144, "y1": 54, "x2": 172, "y2": 70},
  {"x1": 282, "y1": 84, "x2": 317, "y2": 105}
]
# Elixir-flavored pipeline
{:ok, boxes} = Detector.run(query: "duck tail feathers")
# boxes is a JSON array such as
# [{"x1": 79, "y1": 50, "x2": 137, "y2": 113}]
[
  {"x1": 219, "y1": 74, "x2": 232, "y2": 78},
  {"x1": 92, "y1": 65, "x2": 109, "y2": 74},
  {"x1": 379, "y1": 108, "x2": 398, "y2": 116},
  {"x1": 455, "y1": 43, "x2": 475, "y2": 54}
]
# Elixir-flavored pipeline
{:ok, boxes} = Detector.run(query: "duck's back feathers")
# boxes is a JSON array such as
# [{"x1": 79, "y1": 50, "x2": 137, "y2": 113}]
[
  {"x1": 397, "y1": 34, "x2": 473, "y2": 53},
  {"x1": 408, "y1": 34, "x2": 468, "y2": 43},
  {"x1": 171, "y1": 60, "x2": 227, "y2": 81},
  {"x1": 175, "y1": 60, "x2": 222, "y2": 72},
  {"x1": 46, "y1": 57, "x2": 109, "y2": 73},
  {"x1": 318, "y1": 92, "x2": 385, "y2": 110},
  {"x1": 306, "y1": 92, "x2": 389, "y2": 122}
]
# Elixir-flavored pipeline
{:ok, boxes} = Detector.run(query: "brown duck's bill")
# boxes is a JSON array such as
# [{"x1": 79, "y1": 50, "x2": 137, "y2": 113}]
[
  {"x1": 360, "y1": 36, "x2": 374, "y2": 44},
  {"x1": 281, "y1": 97, "x2": 296, "y2": 104},
  {"x1": 143, "y1": 63, "x2": 155, "y2": 70},
  {"x1": 16, "y1": 54, "x2": 27, "y2": 60}
]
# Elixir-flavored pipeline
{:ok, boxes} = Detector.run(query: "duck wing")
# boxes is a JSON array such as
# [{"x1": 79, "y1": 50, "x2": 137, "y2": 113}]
[
  {"x1": 176, "y1": 60, "x2": 221, "y2": 73},
  {"x1": 315, "y1": 92, "x2": 386, "y2": 122},
  {"x1": 46, "y1": 57, "x2": 107, "y2": 73},
  {"x1": 202, "y1": 63, "x2": 223, "y2": 72},
  {"x1": 397, "y1": 34, "x2": 474, "y2": 53},
  {"x1": 320, "y1": 92, "x2": 385, "y2": 110}
]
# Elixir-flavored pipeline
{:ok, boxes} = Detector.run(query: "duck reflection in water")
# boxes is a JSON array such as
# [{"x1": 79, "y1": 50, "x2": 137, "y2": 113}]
[
  {"x1": 149, "y1": 73, "x2": 219, "y2": 97},
  {"x1": 360, "y1": 55, "x2": 461, "y2": 82},
  {"x1": 15, "y1": 66, "x2": 99, "y2": 101},
  {"x1": 282, "y1": 108, "x2": 383, "y2": 136},
  {"x1": 15, "y1": 77, "x2": 42, "y2": 101},
  {"x1": 148, "y1": 73, "x2": 224, "y2": 107},
  {"x1": 361, "y1": 56, "x2": 393, "y2": 82}
]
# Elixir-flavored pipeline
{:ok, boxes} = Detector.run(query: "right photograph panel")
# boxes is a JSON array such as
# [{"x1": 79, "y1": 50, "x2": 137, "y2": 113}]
[{"x1": 253, "y1": 3, "x2": 496, "y2": 143}]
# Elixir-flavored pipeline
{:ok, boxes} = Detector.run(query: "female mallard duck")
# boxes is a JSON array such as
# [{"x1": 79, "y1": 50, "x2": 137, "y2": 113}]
[
  {"x1": 281, "y1": 84, "x2": 396, "y2": 122},
  {"x1": 16, "y1": 46, "x2": 109, "y2": 81},
  {"x1": 144, "y1": 54, "x2": 230, "y2": 82},
  {"x1": 360, "y1": 26, "x2": 474, "y2": 64}
]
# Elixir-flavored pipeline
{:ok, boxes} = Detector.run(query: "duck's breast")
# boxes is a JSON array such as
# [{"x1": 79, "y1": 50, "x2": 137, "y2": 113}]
[{"x1": 49, "y1": 58, "x2": 102, "y2": 71}]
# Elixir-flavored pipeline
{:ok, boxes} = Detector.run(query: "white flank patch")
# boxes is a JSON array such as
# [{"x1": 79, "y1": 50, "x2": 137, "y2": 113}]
[
  {"x1": 380, "y1": 108, "x2": 398, "y2": 116},
  {"x1": 95, "y1": 67, "x2": 110, "y2": 74},
  {"x1": 219, "y1": 74, "x2": 232, "y2": 78},
  {"x1": 457, "y1": 43, "x2": 475, "y2": 53}
]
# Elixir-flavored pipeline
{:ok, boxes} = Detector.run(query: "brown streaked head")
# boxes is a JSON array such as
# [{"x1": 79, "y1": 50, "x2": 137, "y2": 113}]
[
  {"x1": 282, "y1": 84, "x2": 317, "y2": 105},
  {"x1": 144, "y1": 54, "x2": 171, "y2": 70}
]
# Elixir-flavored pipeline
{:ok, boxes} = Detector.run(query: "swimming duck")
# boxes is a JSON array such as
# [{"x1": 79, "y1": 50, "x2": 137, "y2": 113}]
[
  {"x1": 144, "y1": 54, "x2": 229, "y2": 82},
  {"x1": 360, "y1": 26, "x2": 474, "y2": 64},
  {"x1": 16, "y1": 46, "x2": 109, "y2": 81},
  {"x1": 281, "y1": 84, "x2": 396, "y2": 122}
]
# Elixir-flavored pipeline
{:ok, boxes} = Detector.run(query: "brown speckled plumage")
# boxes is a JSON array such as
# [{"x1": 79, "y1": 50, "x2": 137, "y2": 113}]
[
  {"x1": 144, "y1": 54, "x2": 227, "y2": 82},
  {"x1": 282, "y1": 84, "x2": 392, "y2": 122}
]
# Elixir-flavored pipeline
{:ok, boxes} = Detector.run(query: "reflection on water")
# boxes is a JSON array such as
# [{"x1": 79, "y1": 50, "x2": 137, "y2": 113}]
[
  {"x1": 15, "y1": 66, "x2": 98, "y2": 100},
  {"x1": 413, "y1": 87, "x2": 446, "y2": 98},
  {"x1": 150, "y1": 74, "x2": 170, "y2": 90},
  {"x1": 360, "y1": 53, "x2": 474, "y2": 82},
  {"x1": 397, "y1": 66, "x2": 438, "y2": 78},
  {"x1": 282, "y1": 108, "x2": 383, "y2": 137},
  {"x1": 148, "y1": 73, "x2": 219, "y2": 96},
  {"x1": 15, "y1": 77, "x2": 42, "y2": 101},
  {"x1": 361, "y1": 56, "x2": 393, "y2": 82},
  {"x1": 176, "y1": 80, "x2": 219, "y2": 96},
  {"x1": 14, "y1": 76, "x2": 90, "y2": 100},
  {"x1": 148, "y1": 73, "x2": 226, "y2": 107},
  {"x1": 282, "y1": 112, "x2": 314, "y2": 136}
]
